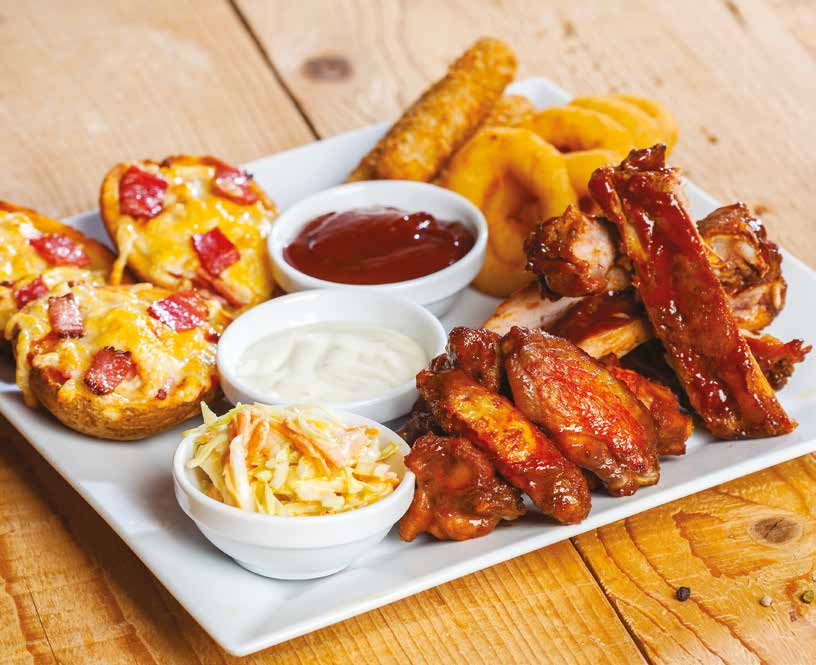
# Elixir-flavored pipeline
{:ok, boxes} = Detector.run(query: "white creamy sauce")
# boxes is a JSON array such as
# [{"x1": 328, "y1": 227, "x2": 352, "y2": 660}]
[{"x1": 236, "y1": 322, "x2": 428, "y2": 403}]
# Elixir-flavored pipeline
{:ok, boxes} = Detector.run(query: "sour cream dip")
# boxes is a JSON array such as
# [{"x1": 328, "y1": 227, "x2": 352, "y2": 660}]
[{"x1": 235, "y1": 322, "x2": 428, "y2": 403}]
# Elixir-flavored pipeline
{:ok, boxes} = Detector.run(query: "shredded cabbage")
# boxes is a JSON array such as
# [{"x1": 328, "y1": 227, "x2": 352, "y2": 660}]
[{"x1": 186, "y1": 403, "x2": 400, "y2": 516}]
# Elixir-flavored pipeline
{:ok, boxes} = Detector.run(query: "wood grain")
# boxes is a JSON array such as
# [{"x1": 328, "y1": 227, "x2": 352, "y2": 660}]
[
  {"x1": 239, "y1": 0, "x2": 816, "y2": 267},
  {"x1": 1, "y1": 415, "x2": 645, "y2": 664},
  {"x1": 0, "y1": 0, "x2": 314, "y2": 218},
  {"x1": 1, "y1": 0, "x2": 816, "y2": 662},
  {"x1": 574, "y1": 455, "x2": 816, "y2": 664}
]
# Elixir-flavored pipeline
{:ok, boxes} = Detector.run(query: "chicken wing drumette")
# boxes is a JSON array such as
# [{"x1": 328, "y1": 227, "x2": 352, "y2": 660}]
[
  {"x1": 400, "y1": 327, "x2": 503, "y2": 444},
  {"x1": 501, "y1": 326, "x2": 660, "y2": 496},
  {"x1": 417, "y1": 368, "x2": 591, "y2": 524},
  {"x1": 399, "y1": 433, "x2": 526, "y2": 541}
]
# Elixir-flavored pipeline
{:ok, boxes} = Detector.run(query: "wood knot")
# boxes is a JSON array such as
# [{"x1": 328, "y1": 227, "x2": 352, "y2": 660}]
[
  {"x1": 748, "y1": 516, "x2": 802, "y2": 546},
  {"x1": 301, "y1": 55, "x2": 352, "y2": 81}
]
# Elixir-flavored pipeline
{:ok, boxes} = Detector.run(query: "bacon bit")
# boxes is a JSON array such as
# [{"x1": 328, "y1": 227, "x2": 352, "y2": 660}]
[
  {"x1": 212, "y1": 164, "x2": 258, "y2": 206},
  {"x1": 84, "y1": 347, "x2": 137, "y2": 395},
  {"x1": 191, "y1": 227, "x2": 240, "y2": 277},
  {"x1": 205, "y1": 330, "x2": 221, "y2": 344},
  {"x1": 155, "y1": 385, "x2": 169, "y2": 400},
  {"x1": 13, "y1": 276, "x2": 48, "y2": 309},
  {"x1": 119, "y1": 166, "x2": 168, "y2": 219},
  {"x1": 29, "y1": 234, "x2": 91, "y2": 267},
  {"x1": 147, "y1": 290, "x2": 208, "y2": 331},
  {"x1": 48, "y1": 293, "x2": 85, "y2": 338}
]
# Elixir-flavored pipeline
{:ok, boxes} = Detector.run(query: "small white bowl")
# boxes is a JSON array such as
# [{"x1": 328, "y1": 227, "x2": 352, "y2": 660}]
[
  {"x1": 267, "y1": 180, "x2": 488, "y2": 316},
  {"x1": 216, "y1": 289, "x2": 446, "y2": 422},
  {"x1": 173, "y1": 410, "x2": 415, "y2": 579}
]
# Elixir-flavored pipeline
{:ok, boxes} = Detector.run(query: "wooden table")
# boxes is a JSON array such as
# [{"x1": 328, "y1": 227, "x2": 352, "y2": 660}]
[{"x1": 2, "y1": 1, "x2": 815, "y2": 662}]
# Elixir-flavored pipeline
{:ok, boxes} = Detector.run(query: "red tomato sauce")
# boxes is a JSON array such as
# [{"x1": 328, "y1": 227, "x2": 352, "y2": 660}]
[{"x1": 283, "y1": 206, "x2": 475, "y2": 284}]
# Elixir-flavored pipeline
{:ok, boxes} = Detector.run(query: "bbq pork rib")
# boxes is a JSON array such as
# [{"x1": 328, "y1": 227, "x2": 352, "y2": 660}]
[
  {"x1": 417, "y1": 368, "x2": 591, "y2": 523},
  {"x1": 501, "y1": 327, "x2": 660, "y2": 496},
  {"x1": 588, "y1": 145, "x2": 795, "y2": 439},
  {"x1": 399, "y1": 433, "x2": 526, "y2": 541},
  {"x1": 526, "y1": 199, "x2": 786, "y2": 332}
]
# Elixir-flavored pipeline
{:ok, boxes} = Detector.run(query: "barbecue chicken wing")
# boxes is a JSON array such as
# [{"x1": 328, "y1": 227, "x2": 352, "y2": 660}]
[
  {"x1": 601, "y1": 356, "x2": 692, "y2": 456},
  {"x1": 399, "y1": 327, "x2": 504, "y2": 443},
  {"x1": 501, "y1": 327, "x2": 659, "y2": 496},
  {"x1": 589, "y1": 145, "x2": 795, "y2": 439},
  {"x1": 698, "y1": 203, "x2": 785, "y2": 331},
  {"x1": 399, "y1": 433, "x2": 526, "y2": 541},
  {"x1": 550, "y1": 292, "x2": 652, "y2": 358},
  {"x1": 744, "y1": 332, "x2": 811, "y2": 390},
  {"x1": 482, "y1": 288, "x2": 808, "y2": 392},
  {"x1": 417, "y1": 368, "x2": 591, "y2": 523},
  {"x1": 445, "y1": 326, "x2": 504, "y2": 392},
  {"x1": 525, "y1": 204, "x2": 631, "y2": 298},
  {"x1": 482, "y1": 282, "x2": 583, "y2": 335}
]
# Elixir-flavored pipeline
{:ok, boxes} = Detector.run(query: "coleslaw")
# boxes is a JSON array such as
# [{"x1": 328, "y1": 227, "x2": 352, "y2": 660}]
[{"x1": 184, "y1": 403, "x2": 400, "y2": 516}]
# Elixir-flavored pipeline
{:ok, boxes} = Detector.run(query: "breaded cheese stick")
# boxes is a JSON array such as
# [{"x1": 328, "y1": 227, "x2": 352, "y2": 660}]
[
  {"x1": 481, "y1": 94, "x2": 535, "y2": 129},
  {"x1": 346, "y1": 37, "x2": 516, "y2": 183}
]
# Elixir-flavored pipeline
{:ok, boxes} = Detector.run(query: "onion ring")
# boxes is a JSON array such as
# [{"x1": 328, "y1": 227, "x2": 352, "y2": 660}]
[
  {"x1": 612, "y1": 94, "x2": 678, "y2": 152},
  {"x1": 563, "y1": 148, "x2": 624, "y2": 199},
  {"x1": 569, "y1": 96, "x2": 663, "y2": 150},
  {"x1": 444, "y1": 127, "x2": 576, "y2": 297},
  {"x1": 520, "y1": 107, "x2": 633, "y2": 155}
]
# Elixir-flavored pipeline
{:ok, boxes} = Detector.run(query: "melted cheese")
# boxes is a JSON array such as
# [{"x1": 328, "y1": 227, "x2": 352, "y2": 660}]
[
  {"x1": 0, "y1": 266, "x2": 105, "y2": 335},
  {"x1": 116, "y1": 162, "x2": 276, "y2": 305},
  {"x1": 0, "y1": 212, "x2": 51, "y2": 281},
  {"x1": 7, "y1": 282, "x2": 225, "y2": 408}
]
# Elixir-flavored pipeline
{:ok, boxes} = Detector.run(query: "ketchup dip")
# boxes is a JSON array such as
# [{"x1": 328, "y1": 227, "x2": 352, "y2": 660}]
[{"x1": 282, "y1": 206, "x2": 475, "y2": 284}]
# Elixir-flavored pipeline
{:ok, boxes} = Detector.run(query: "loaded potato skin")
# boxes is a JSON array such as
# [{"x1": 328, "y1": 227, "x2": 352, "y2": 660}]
[
  {"x1": 100, "y1": 155, "x2": 278, "y2": 310},
  {"x1": 7, "y1": 282, "x2": 228, "y2": 440},
  {"x1": 0, "y1": 201, "x2": 119, "y2": 336}
]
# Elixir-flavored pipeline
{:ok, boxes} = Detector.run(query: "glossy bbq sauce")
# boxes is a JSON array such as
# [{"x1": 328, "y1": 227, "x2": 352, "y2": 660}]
[{"x1": 283, "y1": 206, "x2": 475, "y2": 284}]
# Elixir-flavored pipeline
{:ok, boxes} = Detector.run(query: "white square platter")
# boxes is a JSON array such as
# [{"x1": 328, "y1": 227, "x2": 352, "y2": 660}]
[{"x1": 1, "y1": 78, "x2": 814, "y2": 656}]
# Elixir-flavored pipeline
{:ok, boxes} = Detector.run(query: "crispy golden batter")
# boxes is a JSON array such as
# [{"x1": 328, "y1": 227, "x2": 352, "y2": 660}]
[
  {"x1": 417, "y1": 368, "x2": 590, "y2": 523},
  {"x1": 445, "y1": 127, "x2": 575, "y2": 296},
  {"x1": 502, "y1": 327, "x2": 659, "y2": 496},
  {"x1": 570, "y1": 97, "x2": 663, "y2": 151},
  {"x1": 482, "y1": 94, "x2": 536, "y2": 129},
  {"x1": 346, "y1": 38, "x2": 517, "y2": 183},
  {"x1": 612, "y1": 95, "x2": 679, "y2": 152},
  {"x1": 400, "y1": 433, "x2": 525, "y2": 541}
]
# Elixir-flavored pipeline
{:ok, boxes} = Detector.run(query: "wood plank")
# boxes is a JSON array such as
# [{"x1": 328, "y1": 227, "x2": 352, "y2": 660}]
[
  {"x1": 236, "y1": 0, "x2": 816, "y2": 660},
  {"x1": 239, "y1": 0, "x2": 816, "y2": 266},
  {"x1": 0, "y1": 0, "x2": 314, "y2": 218},
  {"x1": 1, "y1": 0, "x2": 815, "y2": 662},
  {"x1": 573, "y1": 454, "x2": 816, "y2": 664},
  {"x1": 0, "y1": 416, "x2": 644, "y2": 664}
]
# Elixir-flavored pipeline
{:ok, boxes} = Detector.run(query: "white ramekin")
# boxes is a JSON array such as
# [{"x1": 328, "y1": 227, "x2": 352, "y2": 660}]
[
  {"x1": 173, "y1": 409, "x2": 415, "y2": 580},
  {"x1": 216, "y1": 288, "x2": 447, "y2": 422},
  {"x1": 267, "y1": 180, "x2": 488, "y2": 316}
]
